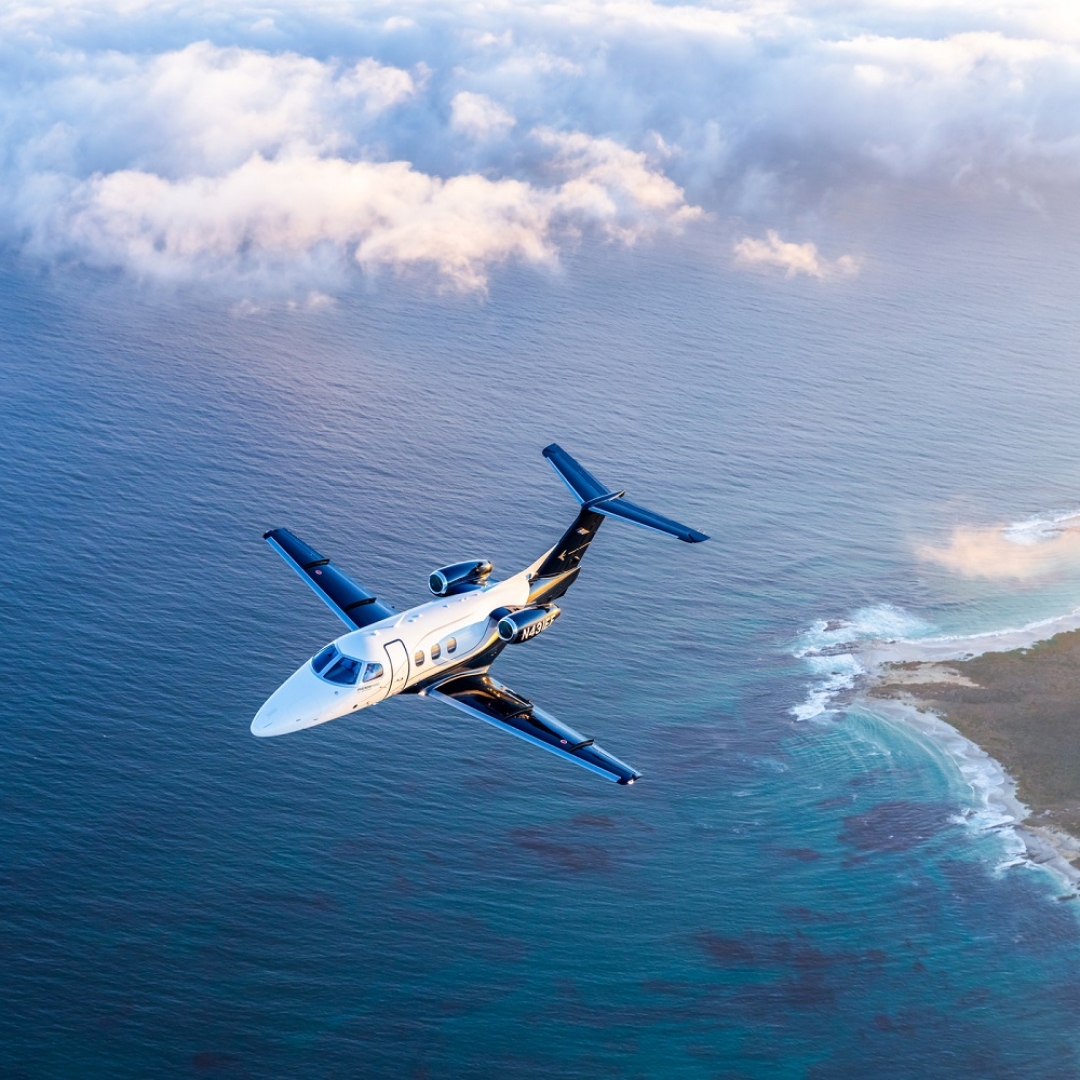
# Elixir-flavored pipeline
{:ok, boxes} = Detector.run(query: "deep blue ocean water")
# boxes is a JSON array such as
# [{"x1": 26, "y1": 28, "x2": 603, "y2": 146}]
[{"x1": 5, "y1": 195, "x2": 1080, "y2": 1078}]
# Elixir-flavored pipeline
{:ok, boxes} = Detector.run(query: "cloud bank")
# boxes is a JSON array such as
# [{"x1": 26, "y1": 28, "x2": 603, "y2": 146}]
[
  {"x1": 3, "y1": 1, "x2": 1080, "y2": 291},
  {"x1": 49, "y1": 122, "x2": 698, "y2": 290},
  {"x1": 918, "y1": 514, "x2": 1080, "y2": 580}
]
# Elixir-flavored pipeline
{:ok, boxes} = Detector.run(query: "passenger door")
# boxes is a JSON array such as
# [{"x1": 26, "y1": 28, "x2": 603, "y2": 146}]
[{"x1": 384, "y1": 639, "x2": 410, "y2": 697}]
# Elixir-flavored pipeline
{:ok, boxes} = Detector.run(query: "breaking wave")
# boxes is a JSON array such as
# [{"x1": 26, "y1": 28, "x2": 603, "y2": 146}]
[
  {"x1": 1002, "y1": 508, "x2": 1080, "y2": 545},
  {"x1": 790, "y1": 604, "x2": 935, "y2": 721}
]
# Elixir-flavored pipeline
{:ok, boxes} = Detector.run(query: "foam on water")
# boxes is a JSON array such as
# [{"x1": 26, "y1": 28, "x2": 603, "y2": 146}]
[
  {"x1": 790, "y1": 604, "x2": 935, "y2": 720},
  {"x1": 866, "y1": 698, "x2": 1025, "y2": 834},
  {"x1": 860, "y1": 606, "x2": 1080, "y2": 669},
  {"x1": 1003, "y1": 508, "x2": 1080, "y2": 545}
]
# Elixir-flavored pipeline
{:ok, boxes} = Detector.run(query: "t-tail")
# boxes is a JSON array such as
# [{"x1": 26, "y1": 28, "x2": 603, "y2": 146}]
[{"x1": 527, "y1": 443, "x2": 708, "y2": 606}]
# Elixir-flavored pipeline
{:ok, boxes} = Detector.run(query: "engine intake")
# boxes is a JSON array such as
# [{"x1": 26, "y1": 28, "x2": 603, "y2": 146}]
[
  {"x1": 497, "y1": 605, "x2": 562, "y2": 644},
  {"x1": 429, "y1": 560, "x2": 493, "y2": 597}
]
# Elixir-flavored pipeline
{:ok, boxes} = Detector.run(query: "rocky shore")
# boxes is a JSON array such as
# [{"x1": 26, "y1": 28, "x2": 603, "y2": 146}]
[{"x1": 867, "y1": 628, "x2": 1080, "y2": 879}]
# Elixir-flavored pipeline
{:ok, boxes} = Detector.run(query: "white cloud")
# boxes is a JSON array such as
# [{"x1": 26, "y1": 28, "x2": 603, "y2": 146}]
[
  {"x1": 449, "y1": 91, "x2": 515, "y2": 139},
  {"x1": 9, "y1": 43, "x2": 418, "y2": 180},
  {"x1": 537, "y1": 128, "x2": 703, "y2": 238},
  {"x1": 339, "y1": 58, "x2": 421, "y2": 113},
  {"x1": 3, "y1": 0, "x2": 1080, "y2": 293},
  {"x1": 733, "y1": 231, "x2": 859, "y2": 280},
  {"x1": 41, "y1": 134, "x2": 697, "y2": 291},
  {"x1": 1, "y1": 37, "x2": 698, "y2": 290}
]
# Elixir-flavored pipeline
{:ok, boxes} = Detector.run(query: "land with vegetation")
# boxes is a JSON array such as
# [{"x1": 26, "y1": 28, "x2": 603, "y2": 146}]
[{"x1": 869, "y1": 629, "x2": 1080, "y2": 863}]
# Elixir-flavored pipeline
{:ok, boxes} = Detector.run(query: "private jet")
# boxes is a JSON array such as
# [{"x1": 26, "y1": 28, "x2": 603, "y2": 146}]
[{"x1": 251, "y1": 444, "x2": 708, "y2": 784}]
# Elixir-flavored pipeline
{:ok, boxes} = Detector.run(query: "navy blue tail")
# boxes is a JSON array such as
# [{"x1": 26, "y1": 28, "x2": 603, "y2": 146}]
[
  {"x1": 527, "y1": 444, "x2": 707, "y2": 606},
  {"x1": 541, "y1": 444, "x2": 708, "y2": 544}
]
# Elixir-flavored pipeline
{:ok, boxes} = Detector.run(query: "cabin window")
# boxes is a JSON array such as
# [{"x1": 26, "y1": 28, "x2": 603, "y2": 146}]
[
  {"x1": 414, "y1": 650, "x2": 425, "y2": 666},
  {"x1": 312, "y1": 645, "x2": 338, "y2": 674},
  {"x1": 431, "y1": 643, "x2": 441, "y2": 661},
  {"x1": 362, "y1": 663, "x2": 383, "y2": 683},
  {"x1": 322, "y1": 655, "x2": 362, "y2": 686},
  {"x1": 446, "y1": 637, "x2": 457, "y2": 654}
]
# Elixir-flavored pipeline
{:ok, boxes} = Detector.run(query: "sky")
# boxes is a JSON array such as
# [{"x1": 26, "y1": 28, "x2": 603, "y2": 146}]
[{"x1": 2, "y1": 0, "x2": 1079, "y2": 296}]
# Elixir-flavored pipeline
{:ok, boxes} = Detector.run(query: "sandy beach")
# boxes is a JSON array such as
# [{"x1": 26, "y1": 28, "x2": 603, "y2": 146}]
[{"x1": 867, "y1": 627, "x2": 1080, "y2": 880}]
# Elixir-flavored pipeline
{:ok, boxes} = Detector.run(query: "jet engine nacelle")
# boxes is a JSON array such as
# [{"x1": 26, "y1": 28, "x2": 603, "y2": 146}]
[
  {"x1": 429, "y1": 559, "x2": 494, "y2": 597},
  {"x1": 497, "y1": 604, "x2": 562, "y2": 644}
]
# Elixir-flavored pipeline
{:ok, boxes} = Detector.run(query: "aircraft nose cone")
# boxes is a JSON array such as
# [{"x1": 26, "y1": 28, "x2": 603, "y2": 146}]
[
  {"x1": 250, "y1": 708, "x2": 277, "y2": 737},
  {"x1": 251, "y1": 673, "x2": 313, "y2": 737},
  {"x1": 251, "y1": 696, "x2": 296, "y2": 737},
  {"x1": 251, "y1": 661, "x2": 353, "y2": 737}
]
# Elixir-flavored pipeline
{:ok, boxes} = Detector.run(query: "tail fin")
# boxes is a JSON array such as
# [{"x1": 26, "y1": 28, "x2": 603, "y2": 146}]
[{"x1": 542, "y1": 444, "x2": 709, "y2": 544}]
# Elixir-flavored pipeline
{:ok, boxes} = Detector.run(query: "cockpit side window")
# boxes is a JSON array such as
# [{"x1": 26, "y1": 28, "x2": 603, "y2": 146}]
[
  {"x1": 323, "y1": 656, "x2": 362, "y2": 685},
  {"x1": 362, "y1": 663, "x2": 383, "y2": 683},
  {"x1": 312, "y1": 645, "x2": 338, "y2": 674}
]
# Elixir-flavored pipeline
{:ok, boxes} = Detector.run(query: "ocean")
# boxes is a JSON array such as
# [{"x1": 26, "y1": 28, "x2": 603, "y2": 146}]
[{"x1": 4, "y1": 192, "x2": 1080, "y2": 1077}]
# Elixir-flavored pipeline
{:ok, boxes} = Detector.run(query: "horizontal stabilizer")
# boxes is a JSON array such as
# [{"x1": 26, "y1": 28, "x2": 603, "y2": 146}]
[
  {"x1": 588, "y1": 495, "x2": 708, "y2": 543},
  {"x1": 542, "y1": 443, "x2": 708, "y2": 544},
  {"x1": 264, "y1": 528, "x2": 396, "y2": 630}
]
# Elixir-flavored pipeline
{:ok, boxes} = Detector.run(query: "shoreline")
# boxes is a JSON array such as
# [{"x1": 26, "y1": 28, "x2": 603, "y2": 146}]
[
  {"x1": 856, "y1": 622, "x2": 1080, "y2": 892},
  {"x1": 858, "y1": 607, "x2": 1080, "y2": 670},
  {"x1": 856, "y1": 695, "x2": 1080, "y2": 890}
]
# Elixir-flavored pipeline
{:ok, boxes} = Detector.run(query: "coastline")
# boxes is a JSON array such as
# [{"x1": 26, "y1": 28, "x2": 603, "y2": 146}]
[
  {"x1": 859, "y1": 624, "x2": 1080, "y2": 890},
  {"x1": 859, "y1": 696, "x2": 1080, "y2": 889}
]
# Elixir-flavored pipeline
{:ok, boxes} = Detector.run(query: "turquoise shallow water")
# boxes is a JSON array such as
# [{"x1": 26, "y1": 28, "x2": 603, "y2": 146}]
[{"x1": 4, "y1": 199, "x2": 1080, "y2": 1077}]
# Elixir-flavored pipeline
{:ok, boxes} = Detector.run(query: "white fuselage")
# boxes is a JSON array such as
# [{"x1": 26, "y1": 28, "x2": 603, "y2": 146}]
[{"x1": 251, "y1": 564, "x2": 538, "y2": 737}]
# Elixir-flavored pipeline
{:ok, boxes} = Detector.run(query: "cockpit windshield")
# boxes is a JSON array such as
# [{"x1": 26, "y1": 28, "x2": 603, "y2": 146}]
[
  {"x1": 312, "y1": 645, "x2": 337, "y2": 674},
  {"x1": 324, "y1": 656, "x2": 362, "y2": 685},
  {"x1": 311, "y1": 645, "x2": 363, "y2": 686}
]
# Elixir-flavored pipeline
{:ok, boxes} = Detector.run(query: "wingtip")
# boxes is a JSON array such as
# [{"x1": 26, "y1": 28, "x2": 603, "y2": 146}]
[{"x1": 684, "y1": 530, "x2": 709, "y2": 544}]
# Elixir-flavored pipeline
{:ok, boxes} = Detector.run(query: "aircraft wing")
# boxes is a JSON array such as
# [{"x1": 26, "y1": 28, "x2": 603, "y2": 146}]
[
  {"x1": 425, "y1": 673, "x2": 641, "y2": 784},
  {"x1": 263, "y1": 527, "x2": 396, "y2": 630}
]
